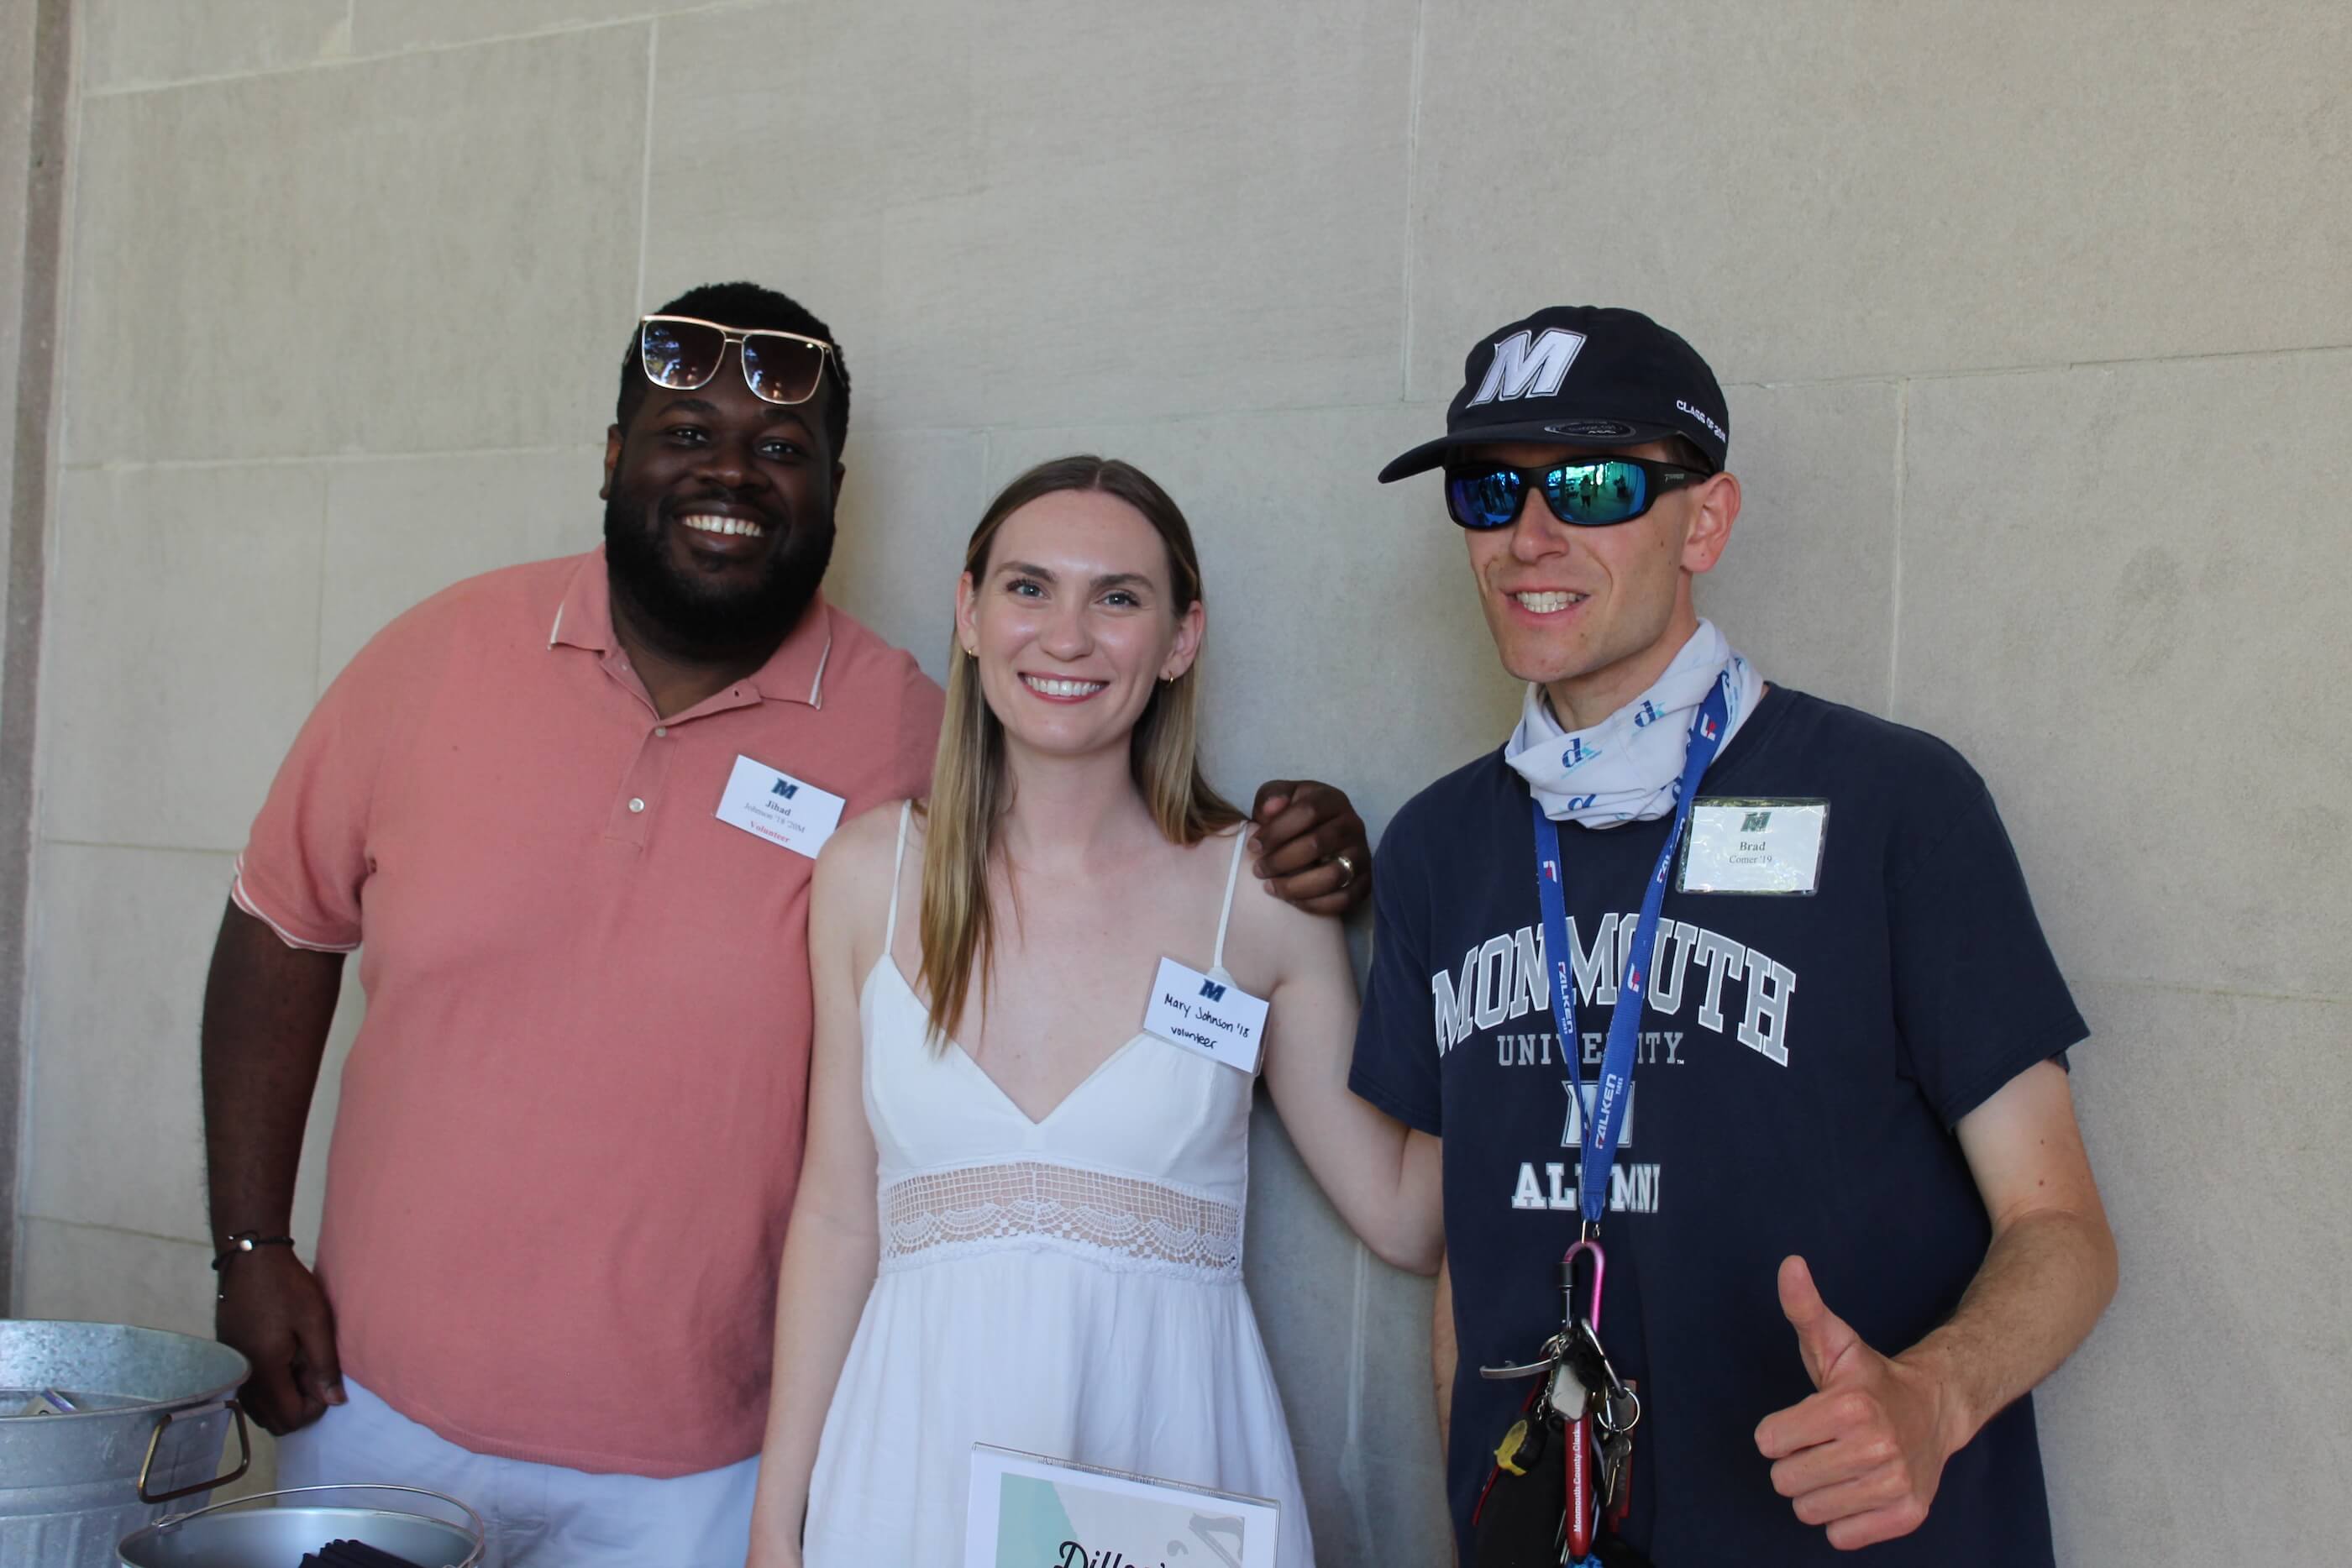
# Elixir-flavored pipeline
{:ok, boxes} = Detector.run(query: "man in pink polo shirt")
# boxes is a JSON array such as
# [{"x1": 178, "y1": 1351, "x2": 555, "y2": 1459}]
[{"x1": 201, "y1": 281, "x2": 1373, "y2": 1566}]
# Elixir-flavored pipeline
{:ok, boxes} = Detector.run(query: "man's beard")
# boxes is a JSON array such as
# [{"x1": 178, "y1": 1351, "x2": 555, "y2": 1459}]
[{"x1": 601, "y1": 492, "x2": 834, "y2": 663}]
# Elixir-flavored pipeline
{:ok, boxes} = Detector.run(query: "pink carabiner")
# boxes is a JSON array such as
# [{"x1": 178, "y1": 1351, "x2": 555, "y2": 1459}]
[{"x1": 1563, "y1": 1236, "x2": 1606, "y2": 1330}]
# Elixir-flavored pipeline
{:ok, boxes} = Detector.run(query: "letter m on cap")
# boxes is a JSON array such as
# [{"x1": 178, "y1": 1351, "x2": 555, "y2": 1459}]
[{"x1": 1468, "y1": 328, "x2": 1588, "y2": 406}]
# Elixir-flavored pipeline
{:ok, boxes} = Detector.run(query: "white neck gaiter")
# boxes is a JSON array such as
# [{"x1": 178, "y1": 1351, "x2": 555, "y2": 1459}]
[{"x1": 1504, "y1": 620, "x2": 1764, "y2": 828}]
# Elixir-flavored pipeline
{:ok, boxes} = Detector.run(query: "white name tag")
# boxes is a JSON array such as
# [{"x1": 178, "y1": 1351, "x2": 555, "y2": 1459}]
[
  {"x1": 1142, "y1": 957, "x2": 1269, "y2": 1074},
  {"x1": 714, "y1": 755, "x2": 847, "y2": 858},
  {"x1": 1679, "y1": 799, "x2": 1829, "y2": 894}
]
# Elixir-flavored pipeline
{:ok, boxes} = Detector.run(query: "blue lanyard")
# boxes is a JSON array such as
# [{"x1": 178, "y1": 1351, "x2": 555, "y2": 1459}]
[{"x1": 1533, "y1": 679, "x2": 1731, "y2": 1230}]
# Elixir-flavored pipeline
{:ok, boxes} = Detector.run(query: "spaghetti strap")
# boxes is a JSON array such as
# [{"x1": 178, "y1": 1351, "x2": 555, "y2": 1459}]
[
  {"x1": 884, "y1": 801, "x2": 911, "y2": 951},
  {"x1": 1210, "y1": 828, "x2": 1248, "y2": 977}
]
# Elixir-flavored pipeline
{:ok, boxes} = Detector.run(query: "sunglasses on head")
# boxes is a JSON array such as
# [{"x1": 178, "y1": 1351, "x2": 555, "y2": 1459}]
[
  {"x1": 638, "y1": 314, "x2": 834, "y2": 406},
  {"x1": 1442, "y1": 455, "x2": 1709, "y2": 530}
]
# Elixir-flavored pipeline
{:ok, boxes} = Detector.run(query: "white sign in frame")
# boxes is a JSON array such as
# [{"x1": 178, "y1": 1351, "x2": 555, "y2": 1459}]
[{"x1": 965, "y1": 1444, "x2": 1280, "y2": 1568}]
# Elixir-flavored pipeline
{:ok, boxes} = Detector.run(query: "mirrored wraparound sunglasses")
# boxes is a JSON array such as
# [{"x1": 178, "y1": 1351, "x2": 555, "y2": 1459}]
[
  {"x1": 1443, "y1": 456, "x2": 1708, "y2": 530},
  {"x1": 638, "y1": 314, "x2": 835, "y2": 406}
]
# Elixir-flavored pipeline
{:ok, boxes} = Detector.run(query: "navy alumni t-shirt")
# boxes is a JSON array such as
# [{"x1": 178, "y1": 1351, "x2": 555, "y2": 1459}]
[{"x1": 1352, "y1": 688, "x2": 2087, "y2": 1566}]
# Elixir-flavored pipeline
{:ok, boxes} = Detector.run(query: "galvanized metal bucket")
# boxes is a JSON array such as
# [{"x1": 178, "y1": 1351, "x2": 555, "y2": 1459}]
[
  {"x1": 0, "y1": 1319, "x2": 251, "y2": 1568},
  {"x1": 118, "y1": 1484, "x2": 486, "y2": 1567}
]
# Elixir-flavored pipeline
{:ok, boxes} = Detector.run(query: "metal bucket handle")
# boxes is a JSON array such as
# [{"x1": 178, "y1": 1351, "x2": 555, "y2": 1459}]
[
  {"x1": 146, "y1": 1482, "x2": 488, "y2": 1568},
  {"x1": 134, "y1": 1397, "x2": 252, "y2": 1504}
]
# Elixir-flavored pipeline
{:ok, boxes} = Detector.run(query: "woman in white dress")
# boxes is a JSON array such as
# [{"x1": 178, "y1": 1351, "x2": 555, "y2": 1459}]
[{"x1": 745, "y1": 457, "x2": 1443, "y2": 1567}]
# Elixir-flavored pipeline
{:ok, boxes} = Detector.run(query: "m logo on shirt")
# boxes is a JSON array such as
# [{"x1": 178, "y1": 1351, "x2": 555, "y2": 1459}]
[
  {"x1": 1562, "y1": 1080, "x2": 1637, "y2": 1147},
  {"x1": 1467, "y1": 328, "x2": 1587, "y2": 406},
  {"x1": 771, "y1": 779, "x2": 800, "y2": 800}
]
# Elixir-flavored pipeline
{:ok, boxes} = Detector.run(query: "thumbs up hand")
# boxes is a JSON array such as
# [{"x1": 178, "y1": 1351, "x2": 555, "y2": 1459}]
[{"x1": 1752, "y1": 1256, "x2": 1958, "y2": 1550}]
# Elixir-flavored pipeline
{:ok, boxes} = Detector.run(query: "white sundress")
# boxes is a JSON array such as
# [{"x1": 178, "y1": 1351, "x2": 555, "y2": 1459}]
[{"x1": 801, "y1": 804, "x2": 1315, "y2": 1566}]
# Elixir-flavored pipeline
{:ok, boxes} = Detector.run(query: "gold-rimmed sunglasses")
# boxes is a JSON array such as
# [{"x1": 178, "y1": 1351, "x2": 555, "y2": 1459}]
[{"x1": 637, "y1": 314, "x2": 835, "y2": 406}]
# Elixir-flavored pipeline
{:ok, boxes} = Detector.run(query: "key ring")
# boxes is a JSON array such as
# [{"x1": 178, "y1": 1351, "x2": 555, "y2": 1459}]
[{"x1": 1596, "y1": 1382, "x2": 1643, "y2": 1434}]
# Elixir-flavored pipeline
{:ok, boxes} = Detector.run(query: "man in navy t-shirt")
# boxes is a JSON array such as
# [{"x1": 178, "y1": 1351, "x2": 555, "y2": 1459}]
[{"x1": 1350, "y1": 307, "x2": 2118, "y2": 1565}]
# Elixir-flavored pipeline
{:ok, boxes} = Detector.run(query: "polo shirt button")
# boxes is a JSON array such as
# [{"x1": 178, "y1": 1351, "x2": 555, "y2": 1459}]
[
  {"x1": 628, "y1": 798, "x2": 646, "y2": 813},
  {"x1": 654, "y1": 726, "x2": 667, "y2": 737}
]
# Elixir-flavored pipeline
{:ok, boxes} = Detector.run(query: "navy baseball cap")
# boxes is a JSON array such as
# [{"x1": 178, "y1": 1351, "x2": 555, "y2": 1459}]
[{"x1": 1378, "y1": 306, "x2": 1730, "y2": 481}]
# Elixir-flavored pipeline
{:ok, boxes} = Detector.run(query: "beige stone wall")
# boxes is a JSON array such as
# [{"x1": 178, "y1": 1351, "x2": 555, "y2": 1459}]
[
  {"x1": 3, "y1": 0, "x2": 73, "y2": 1314},
  {"x1": 0, "y1": 0, "x2": 37, "y2": 1310},
  {"x1": 13, "y1": 2, "x2": 2349, "y2": 1559},
  {"x1": 0, "y1": 2, "x2": 34, "y2": 613}
]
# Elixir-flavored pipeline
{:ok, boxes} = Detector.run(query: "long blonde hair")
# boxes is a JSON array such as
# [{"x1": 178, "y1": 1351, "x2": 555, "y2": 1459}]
[{"x1": 916, "y1": 455, "x2": 1242, "y2": 1050}]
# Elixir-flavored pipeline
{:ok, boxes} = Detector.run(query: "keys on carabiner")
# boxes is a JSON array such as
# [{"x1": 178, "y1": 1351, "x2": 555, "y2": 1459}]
[
  {"x1": 1560, "y1": 1239, "x2": 1641, "y2": 1437},
  {"x1": 1558, "y1": 1233, "x2": 1644, "y2": 1555},
  {"x1": 1488, "y1": 1235, "x2": 1650, "y2": 1560}
]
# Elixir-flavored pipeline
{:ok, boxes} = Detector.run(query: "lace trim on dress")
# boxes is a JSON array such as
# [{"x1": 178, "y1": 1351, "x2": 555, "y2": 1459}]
[{"x1": 879, "y1": 1161, "x2": 1243, "y2": 1282}]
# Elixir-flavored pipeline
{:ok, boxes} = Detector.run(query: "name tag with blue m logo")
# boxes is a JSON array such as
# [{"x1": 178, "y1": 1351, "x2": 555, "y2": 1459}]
[
  {"x1": 1142, "y1": 957, "x2": 1270, "y2": 1074},
  {"x1": 715, "y1": 753, "x2": 847, "y2": 858}
]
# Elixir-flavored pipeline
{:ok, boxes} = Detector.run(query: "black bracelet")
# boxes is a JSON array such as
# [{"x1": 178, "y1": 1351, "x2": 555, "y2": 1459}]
[{"x1": 210, "y1": 1232, "x2": 296, "y2": 1272}]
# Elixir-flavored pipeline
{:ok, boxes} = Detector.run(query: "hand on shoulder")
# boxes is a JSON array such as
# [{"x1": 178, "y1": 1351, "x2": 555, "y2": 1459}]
[{"x1": 1247, "y1": 779, "x2": 1372, "y2": 915}]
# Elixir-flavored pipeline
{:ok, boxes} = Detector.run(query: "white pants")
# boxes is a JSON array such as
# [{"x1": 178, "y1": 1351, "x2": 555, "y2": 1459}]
[{"x1": 274, "y1": 1378, "x2": 759, "y2": 1568}]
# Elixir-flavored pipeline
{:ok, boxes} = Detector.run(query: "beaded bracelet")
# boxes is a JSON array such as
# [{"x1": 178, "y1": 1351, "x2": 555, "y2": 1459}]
[{"x1": 209, "y1": 1231, "x2": 295, "y2": 1272}]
